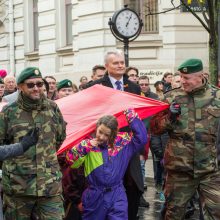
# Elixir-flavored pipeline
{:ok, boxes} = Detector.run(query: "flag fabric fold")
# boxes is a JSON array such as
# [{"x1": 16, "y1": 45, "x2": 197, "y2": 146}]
[{"x1": 55, "y1": 84, "x2": 169, "y2": 154}]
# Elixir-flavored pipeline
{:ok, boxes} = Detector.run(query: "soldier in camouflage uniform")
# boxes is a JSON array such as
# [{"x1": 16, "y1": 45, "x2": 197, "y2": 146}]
[
  {"x1": 0, "y1": 67, "x2": 66, "y2": 220},
  {"x1": 151, "y1": 59, "x2": 220, "y2": 220}
]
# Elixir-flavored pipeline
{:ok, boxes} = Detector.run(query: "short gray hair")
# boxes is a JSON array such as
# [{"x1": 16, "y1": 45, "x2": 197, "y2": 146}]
[{"x1": 104, "y1": 50, "x2": 124, "y2": 64}]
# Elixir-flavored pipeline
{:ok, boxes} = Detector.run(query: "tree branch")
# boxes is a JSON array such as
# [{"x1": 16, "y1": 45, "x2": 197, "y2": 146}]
[
  {"x1": 197, "y1": 0, "x2": 209, "y2": 26},
  {"x1": 180, "y1": 0, "x2": 210, "y2": 33},
  {"x1": 144, "y1": 3, "x2": 182, "y2": 17}
]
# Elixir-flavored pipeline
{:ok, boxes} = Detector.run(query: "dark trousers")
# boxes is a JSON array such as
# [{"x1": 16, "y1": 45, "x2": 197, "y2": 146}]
[
  {"x1": 125, "y1": 180, "x2": 142, "y2": 220},
  {"x1": 64, "y1": 201, "x2": 82, "y2": 220}
]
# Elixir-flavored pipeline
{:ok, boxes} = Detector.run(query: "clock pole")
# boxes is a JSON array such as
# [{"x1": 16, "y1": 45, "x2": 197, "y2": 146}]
[
  {"x1": 124, "y1": 38, "x2": 129, "y2": 67},
  {"x1": 108, "y1": 6, "x2": 143, "y2": 68}
]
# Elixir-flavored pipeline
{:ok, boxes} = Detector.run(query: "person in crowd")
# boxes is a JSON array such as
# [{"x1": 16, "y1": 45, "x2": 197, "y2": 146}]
[
  {"x1": 0, "y1": 78, "x2": 5, "y2": 102},
  {"x1": 3, "y1": 75, "x2": 17, "y2": 96},
  {"x1": 86, "y1": 65, "x2": 106, "y2": 88},
  {"x1": 57, "y1": 79, "x2": 74, "y2": 99},
  {"x1": 154, "y1": 81, "x2": 164, "y2": 100},
  {"x1": 139, "y1": 76, "x2": 157, "y2": 99},
  {"x1": 0, "y1": 128, "x2": 39, "y2": 220},
  {"x1": 61, "y1": 163, "x2": 87, "y2": 220},
  {"x1": 171, "y1": 72, "x2": 181, "y2": 89},
  {"x1": 138, "y1": 75, "x2": 158, "y2": 207},
  {"x1": 0, "y1": 69, "x2": 7, "y2": 79},
  {"x1": 125, "y1": 66, "x2": 139, "y2": 84},
  {"x1": 42, "y1": 78, "x2": 50, "y2": 97},
  {"x1": 56, "y1": 78, "x2": 82, "y2": 219},
  {"x1": 86, "y1": 50, "x2": 144, "y2": 220},
  {"x1": 66, "y1": 109, "x2": 147, "y2": 220},
  {"x1": 151, "y1": 58, "x2": 220, "y2": 219},
  {"x1": 79, "y1": 76, "x2": 88, "y2": 90},
  {"x1": 1, "y1": 89, "x2": 19, "y2": 105},
  {"x1": 44, "y1": 76, "x2": 57, "y2": 100},
  {"x1": 139, "y1": 75, "x2": 168, "y2": 201},
  {"x1": 162, "y1": 72, "x2": 173, "y2": 92},
  {"x1": 91, "y1": 65, "x2": 105, "y2": 81},
  {"x1": 0, "y1": 67, "x2": 66, "y2": 220},
  {"x1": 72, "y1": 83, "x2": 79, "y2": 93}
]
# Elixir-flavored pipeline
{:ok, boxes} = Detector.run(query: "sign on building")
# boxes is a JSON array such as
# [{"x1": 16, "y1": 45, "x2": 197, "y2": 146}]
[
  {"x1": 181, "y1": 0, "x2": 208, "y2": 12},
  {"x1": 139, "y1": 69, "x2": 171, "y2": 84}
]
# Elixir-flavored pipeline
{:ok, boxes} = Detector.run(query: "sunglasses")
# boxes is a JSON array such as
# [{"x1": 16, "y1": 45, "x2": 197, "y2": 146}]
[
  {"x1": 139, "y1": 83, "x2": 149, "y2": 86},
  {"x1": 24, "y1": 81, "x2": 44, "y2": 89},
  {"x1": 129, "y1": 74, "x2": 138, "y2": 77}
]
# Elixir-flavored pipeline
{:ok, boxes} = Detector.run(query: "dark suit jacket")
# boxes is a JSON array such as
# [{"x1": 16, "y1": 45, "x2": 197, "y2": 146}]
[{"x1": 86, "y1": 73, "x2": 144, "y2": 192}]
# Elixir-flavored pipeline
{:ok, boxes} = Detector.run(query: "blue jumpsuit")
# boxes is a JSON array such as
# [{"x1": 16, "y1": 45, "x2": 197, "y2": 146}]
[{"x1": 67, "y1": 113, "x2": 147, "y2": 220}]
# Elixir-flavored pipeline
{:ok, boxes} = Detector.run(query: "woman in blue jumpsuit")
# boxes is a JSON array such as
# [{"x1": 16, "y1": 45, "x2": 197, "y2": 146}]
[{"x1": 67, "y1": 109, "x2": 147, "y2": 220}]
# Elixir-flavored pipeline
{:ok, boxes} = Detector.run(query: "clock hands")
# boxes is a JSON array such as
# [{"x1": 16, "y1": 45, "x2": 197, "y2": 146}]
[{"x1": 126, "y1": 14, "x2": 132, "y2": 27}]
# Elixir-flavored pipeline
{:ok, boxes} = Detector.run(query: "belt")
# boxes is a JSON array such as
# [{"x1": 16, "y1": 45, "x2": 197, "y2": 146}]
[{"x1": 89, "y1": 182, "x2": 123, "y2": 193}]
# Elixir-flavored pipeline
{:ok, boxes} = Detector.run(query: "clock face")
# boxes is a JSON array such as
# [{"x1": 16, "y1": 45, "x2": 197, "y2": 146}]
[{"x1": 114, "y1": 9, "x2": 140, "y2": 38}]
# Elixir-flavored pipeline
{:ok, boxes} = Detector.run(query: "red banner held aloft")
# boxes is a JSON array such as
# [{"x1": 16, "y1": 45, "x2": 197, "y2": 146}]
[{"x1": 56, "y1": 85, "x2": 168, "y2": 154}]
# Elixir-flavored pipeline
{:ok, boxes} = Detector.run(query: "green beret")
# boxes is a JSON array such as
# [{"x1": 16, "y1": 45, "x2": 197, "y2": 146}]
[
  {"x1": 57, "y1": 79, "x2": 73, "y2": 91},
  {"x1": 178, "y1": 58, "x2": 203, "y2": 74},
  {"x1": 0, "y1": 77, "x2": 3, "y2": 84},
  {"x1": 17, "y1": 67, "x2": 42, "y2": 84}
]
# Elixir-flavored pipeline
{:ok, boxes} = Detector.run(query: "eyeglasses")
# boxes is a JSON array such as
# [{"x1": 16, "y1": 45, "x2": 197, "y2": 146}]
[
  {"x1": 139, "y1": 83, "x2": 149, "y2": 86},
  {"x1": 128, "y1": 74, "x2": 138, "y2": 77},
  {"x1": 24, "y1": 82, "x2": 44, "y2": 89}
]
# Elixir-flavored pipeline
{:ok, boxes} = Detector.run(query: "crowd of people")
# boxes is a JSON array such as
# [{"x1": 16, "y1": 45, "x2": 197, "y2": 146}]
[{"x1": 0, "y1": 50, "x2": 220, "y2": 220}]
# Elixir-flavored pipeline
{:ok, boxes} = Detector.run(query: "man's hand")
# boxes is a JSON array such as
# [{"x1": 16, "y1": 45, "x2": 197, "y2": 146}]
[
  {"x1": 169, "y1": 102, "x2": 181, "y2": 123},
  {"x1": 20, "y1": 128, "x2": 39, "y2": 152}
]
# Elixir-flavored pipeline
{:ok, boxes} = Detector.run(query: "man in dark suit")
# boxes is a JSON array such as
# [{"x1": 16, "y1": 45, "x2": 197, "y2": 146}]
[{"x1": 86, "y1": 50, "x2": 144, "y2": 220}]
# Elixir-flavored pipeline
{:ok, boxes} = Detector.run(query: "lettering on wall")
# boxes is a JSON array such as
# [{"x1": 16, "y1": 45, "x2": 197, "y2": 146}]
[{"x1": 140, "y1": 70, "x2": 171, "y2": 83}]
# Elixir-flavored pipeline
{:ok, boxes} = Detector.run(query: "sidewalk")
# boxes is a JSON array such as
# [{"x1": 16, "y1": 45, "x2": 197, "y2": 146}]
[{"x1": 145, "y1": 151, "x2": 154, "y2": 183}]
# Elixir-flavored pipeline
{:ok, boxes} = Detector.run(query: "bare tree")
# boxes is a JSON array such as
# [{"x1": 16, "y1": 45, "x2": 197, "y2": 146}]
[
  {"x1": 179, "y1": 0, "x2": 219, "y2": 85},
  {"x1": 142, "y1": 0, "x2": 219, "y2": 85}
]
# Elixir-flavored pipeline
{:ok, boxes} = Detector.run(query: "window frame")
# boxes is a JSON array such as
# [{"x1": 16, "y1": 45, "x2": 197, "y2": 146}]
[{"x1": 124, "y1": 0, "x2": 159, "y2": 34}]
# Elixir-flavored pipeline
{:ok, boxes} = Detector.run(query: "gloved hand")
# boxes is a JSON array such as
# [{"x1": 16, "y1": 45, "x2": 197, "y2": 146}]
[
  {"x1": 169, "y1": 102, "x2": 181, "y2": 123},
  {"x1": 20, "y1": 128, "x2": 39, "y2": 152}
]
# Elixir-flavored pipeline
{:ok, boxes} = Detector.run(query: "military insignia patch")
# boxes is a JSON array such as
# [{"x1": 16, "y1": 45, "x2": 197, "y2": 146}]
[
  {"x1": 183, "y1": 67, "x2": 187, "y2": 73},
  {"x1": 34, "y1": 69, "x2": 39, "y2": 75}
]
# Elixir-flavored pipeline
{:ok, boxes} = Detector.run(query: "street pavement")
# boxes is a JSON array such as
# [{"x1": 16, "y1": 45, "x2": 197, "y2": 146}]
[{"x1": 138, "y1": 154, "x2": 200, "y2": 219}]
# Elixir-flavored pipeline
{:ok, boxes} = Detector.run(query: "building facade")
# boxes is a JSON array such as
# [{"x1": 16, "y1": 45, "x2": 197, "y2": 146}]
[{"x1": 0, "y1": 0, "x2": 209, "y2": 85}]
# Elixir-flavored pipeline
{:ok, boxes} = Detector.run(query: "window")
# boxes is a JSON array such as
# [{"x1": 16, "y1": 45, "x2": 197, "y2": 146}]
[
  {"x1": 33, "y1": 0, "x2": 39, "y2": 50},
  {"x1": 65, "y1": 0, "x2": 72, "y2": 45},
  {"x1": 124, "y1": 0, "x2": 158, "y2": 33}
]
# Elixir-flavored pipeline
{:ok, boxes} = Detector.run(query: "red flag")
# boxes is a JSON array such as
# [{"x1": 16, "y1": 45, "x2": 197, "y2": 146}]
[{"x1": 56, "y1": 85, "x2": 168, "y2": 154}]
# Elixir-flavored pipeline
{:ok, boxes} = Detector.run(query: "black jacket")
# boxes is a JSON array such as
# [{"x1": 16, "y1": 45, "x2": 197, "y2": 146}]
[{"x1": 86, "y1": 73, "x2": 144, "y2": 192}]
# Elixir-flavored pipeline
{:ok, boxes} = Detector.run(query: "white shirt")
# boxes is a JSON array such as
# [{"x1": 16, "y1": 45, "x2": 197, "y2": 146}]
[{"x1": 108, "y1": 75, "x2": 124, "y2": 91}]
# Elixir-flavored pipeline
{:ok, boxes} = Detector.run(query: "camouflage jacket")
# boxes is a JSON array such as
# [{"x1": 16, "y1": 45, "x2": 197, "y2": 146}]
[
  {"x1": 0, "y1": 93, "x2": 66, "y2": 196},
  {"x1": 151, "y1": 82, "x2": 220, "y2": 177}
]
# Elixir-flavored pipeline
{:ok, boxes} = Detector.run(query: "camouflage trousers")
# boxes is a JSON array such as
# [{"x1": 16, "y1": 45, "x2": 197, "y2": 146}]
[
  {"x1": 3, "y1": 194, "x2": 64, "y2": 220},
  {"x1": 163, "y1": 170, "x2": 220, "y2": 220}
]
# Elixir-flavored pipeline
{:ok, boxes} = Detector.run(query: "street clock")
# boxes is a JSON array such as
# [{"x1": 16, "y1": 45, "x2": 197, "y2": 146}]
[
  {"x1": 108, "y1": 6, "x2": 143, "y2": 66},
  {"x1": 111, "y1": 7, "x2": 142, "y2": 39}
]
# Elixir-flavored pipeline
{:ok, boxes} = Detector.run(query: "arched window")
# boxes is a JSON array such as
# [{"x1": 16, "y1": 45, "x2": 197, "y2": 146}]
[{"x1": 124, "y1": 0, "x2": 158, "y2": 33}]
